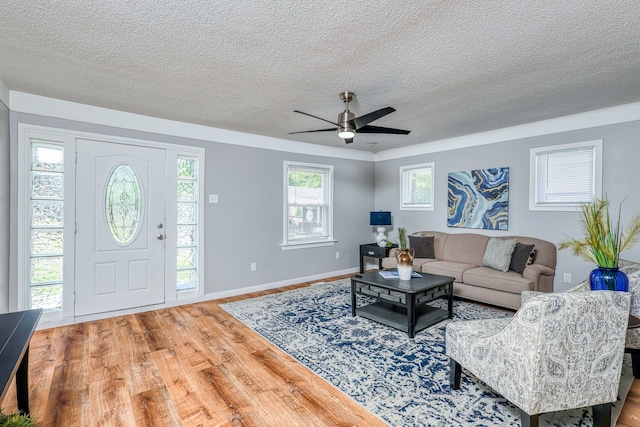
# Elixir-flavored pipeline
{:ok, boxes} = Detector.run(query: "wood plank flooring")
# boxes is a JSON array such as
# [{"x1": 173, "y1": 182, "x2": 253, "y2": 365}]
[{"x1": 2, "y1": 274, "x2": 640, "y2": 426}]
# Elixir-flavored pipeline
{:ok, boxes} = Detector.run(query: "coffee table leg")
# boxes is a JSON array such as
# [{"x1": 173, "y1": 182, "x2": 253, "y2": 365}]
[
  {"x1": 408, "y1": 294, "x2": 416, "y2": 338},
  {"x1": 448, "y1": 282, "x2": 453, "y2": 319},
  {"x1": 351, "y1": 279, "x2": 356, "y2": 317},
  {"x1": 16, "y1": 346, "x2": 30, "y2": 415}
]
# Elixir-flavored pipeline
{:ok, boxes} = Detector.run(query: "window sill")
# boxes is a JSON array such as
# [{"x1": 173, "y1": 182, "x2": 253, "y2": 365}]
[
  {"x1": 400, "y1": 206, "x2": 434, "y2": 211},
  {"x1": 281, "y1": 240, "x2": 337, "y2": 250}
]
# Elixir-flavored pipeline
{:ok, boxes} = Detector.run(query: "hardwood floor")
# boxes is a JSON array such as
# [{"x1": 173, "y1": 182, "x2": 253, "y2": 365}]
[{"x1": 2, "y1": 274, "x2": 640, "y2": 426}]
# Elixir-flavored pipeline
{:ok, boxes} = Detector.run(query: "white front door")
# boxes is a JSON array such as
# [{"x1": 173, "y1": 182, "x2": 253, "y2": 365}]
[{"x1": 75, "y1": 139, "x2": 166, "y2": 316}]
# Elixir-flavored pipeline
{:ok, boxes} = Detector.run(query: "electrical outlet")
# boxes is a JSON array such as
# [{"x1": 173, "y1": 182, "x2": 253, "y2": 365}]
[
  {"x1": 563, "y1": 272, "x2": 571, "y2": 284},
  {"x1": 250, "y1": 262, "x2": 257, "y2": 271},
  {"x1": 335, "y1": 251, "x2": 340, "y2": 259},
  {"x1": 209, "y1": 194, "x2": 219, "y2": 203}
]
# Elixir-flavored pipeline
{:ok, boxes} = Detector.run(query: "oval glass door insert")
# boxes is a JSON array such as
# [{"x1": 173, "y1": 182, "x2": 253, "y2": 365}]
[{"x1": 105, "y1": 164, "x2": 142, "y2": 244}]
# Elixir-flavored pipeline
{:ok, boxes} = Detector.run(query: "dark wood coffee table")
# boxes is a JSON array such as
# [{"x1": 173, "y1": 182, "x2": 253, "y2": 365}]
[{"x1": 350, "y1": 270, "x2": 454, "y2": 338}]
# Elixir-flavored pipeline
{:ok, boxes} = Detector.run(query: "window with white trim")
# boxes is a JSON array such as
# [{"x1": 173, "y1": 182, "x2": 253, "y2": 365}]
[
  {"x1": 29, "y1": 140, "x2": 65, "y2": 312},
  {"x1": 529, "y1": 140, "x2": 602, "y2": 211},
  {"x1": 176, "y1": 156, "x2": 199, "y2": 292},
  {"x1": 400, "y1": 162, "x2": 434, "y2": 211},
  {"x1": 283, "y1": 161, "x2": 334, "y2": 248}
]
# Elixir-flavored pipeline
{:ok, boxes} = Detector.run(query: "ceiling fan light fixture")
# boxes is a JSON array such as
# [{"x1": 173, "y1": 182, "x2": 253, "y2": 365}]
[
  {"x1": 337, "y1": 109, "x2": 355, "y2": 139},
  {"x1": 337, "y1": 126, "x2": 355, "y2": 139}
]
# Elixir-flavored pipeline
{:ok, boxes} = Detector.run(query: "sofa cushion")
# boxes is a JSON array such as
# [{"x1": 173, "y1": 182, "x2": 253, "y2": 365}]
[
  {"x1": 422, "y1": 261, "x2": 478, "y2": 282},
  {"x1": 441, "y1": 233, "x2": 489, "y2": 265},
  {"x1": 482, "y1": 238, "x2": 517, "y2": 272},
  {"x1": 509, "y1": 243, "x2": 535, "y2": 274},
  {"x1": 409, "y1": 235, "x2": 435, "y2": 258},
  {"x1": 463, "y1": 266, "x2": 534, "y2": 294}
]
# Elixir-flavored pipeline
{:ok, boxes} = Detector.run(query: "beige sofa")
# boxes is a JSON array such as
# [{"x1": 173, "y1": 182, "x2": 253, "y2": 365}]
[{"x1": 381, "y1": 231, "x2": 557, "y2": 309}]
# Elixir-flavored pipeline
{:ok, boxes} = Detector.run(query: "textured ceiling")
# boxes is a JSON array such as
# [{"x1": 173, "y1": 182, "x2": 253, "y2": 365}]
[{"x1": 1, "y1": 1, "x2": 639, "y2": 152}]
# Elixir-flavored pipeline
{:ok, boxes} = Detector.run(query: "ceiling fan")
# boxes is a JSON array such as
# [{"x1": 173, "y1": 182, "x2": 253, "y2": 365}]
[{"x1": 289, "y1": 91, "x2": 410, "y2": 144}]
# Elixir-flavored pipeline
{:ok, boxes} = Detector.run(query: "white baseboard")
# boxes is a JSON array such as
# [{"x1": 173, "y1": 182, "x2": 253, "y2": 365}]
[{"x1": 36, "y1": 267, "x2": 360, "y2": 329}]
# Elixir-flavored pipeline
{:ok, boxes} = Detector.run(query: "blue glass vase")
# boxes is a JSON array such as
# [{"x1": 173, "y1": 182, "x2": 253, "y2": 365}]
[{"x1": 589, "y1": 267, "x2": 629, "y2": 291}]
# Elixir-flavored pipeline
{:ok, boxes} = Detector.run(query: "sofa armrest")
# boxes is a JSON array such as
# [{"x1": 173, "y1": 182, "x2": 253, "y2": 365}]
[{"x1": 523, "y1": 264, "x2": 555, "y2": 292}]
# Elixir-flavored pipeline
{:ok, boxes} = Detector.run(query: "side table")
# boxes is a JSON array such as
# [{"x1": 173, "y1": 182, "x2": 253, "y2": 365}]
[{"x1": 359, "y1": 243, "x2": 396, "y2": 273}]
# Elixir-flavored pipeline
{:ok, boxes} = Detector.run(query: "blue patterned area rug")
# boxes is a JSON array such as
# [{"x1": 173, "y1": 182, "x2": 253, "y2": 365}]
[{"x1": 220, "y1": 279, "x2": 633, "y2": 426}]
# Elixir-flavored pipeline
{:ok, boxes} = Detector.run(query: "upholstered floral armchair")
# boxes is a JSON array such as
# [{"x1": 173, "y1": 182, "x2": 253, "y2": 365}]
[
  {"x1": 446, "y1": 291, "x2": 630, "y2": 427},
  {"x1": 535, "y1": 259, "x2": 640, "y2": 378}
]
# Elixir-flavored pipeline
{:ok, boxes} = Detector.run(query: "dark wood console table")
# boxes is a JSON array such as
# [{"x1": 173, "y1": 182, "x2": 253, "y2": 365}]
[{"x1": 0, "y1": 309, "x2": 42, "y2": 415}]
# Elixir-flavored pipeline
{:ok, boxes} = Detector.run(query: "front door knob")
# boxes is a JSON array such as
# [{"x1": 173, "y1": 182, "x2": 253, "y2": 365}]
[{"x1": 157, "y1": 234, "x2": 164, "y2": 240}]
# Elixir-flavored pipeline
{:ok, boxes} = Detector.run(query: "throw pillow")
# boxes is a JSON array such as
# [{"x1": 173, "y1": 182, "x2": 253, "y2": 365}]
[
  {"x1": 526, "y1": 249, "x2": 537, "y2": 266},
  {"x1": 408, "y1": 235, "x2": 435, "y2": 258},
  {"x1": 509, "y1": 243, "x2": 535, "y2": 275},
  {"x1": 482, "y1": 238, "x2": 517, "y2": 272}
]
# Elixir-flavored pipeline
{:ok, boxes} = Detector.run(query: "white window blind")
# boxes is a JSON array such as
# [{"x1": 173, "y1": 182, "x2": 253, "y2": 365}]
[{"x1": 530, "y1": 140, "x2": 602, "y2": 211}]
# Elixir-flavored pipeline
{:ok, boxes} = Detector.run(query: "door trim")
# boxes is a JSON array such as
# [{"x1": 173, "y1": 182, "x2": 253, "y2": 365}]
[{"x1": 14, "y1": 124, "x2": 205, "y2": 324}]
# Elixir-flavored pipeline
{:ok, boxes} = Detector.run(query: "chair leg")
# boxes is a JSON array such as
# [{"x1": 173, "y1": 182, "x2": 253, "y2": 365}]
[
  {"x1": 450, "y1": 357, "x2": 461, "y2": 390},
  {"x1": 592, "y1": 403, "x2": 612, "y2": 427},
  {"x1": 519, "y1": 410, "x2": 538, "y2": 427}
]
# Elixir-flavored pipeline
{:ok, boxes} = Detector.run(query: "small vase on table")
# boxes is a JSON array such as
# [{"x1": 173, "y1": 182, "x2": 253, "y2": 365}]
[{"x1": 396, "y1": 248, "x2": 415, "y2": 281}]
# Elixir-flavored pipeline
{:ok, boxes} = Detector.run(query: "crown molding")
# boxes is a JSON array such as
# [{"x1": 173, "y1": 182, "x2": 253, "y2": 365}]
[
  {"x1": 9, "y1": 91, "x2": 374, "y2": 162},
  {"x1": 374, "y1": 101, "x2": 640, "y2": 161},
  {"x1": 9, "y1": 91, "x2": 640, "y2": 163}
]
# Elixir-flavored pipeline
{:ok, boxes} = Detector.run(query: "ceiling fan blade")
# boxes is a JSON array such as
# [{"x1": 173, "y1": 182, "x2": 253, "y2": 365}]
[
  {"x1": 344, "y1": 138, "x2": 354, "y2": 144},
  {"x1": 293, "y1": 110, "x2": 338, "y2": 126},
  {"x1": 289, "y1": 128, "x2": 336, "y2": 135},
  {"x1": 356, "y1": 125, "x2": 411, "y2": 135},
  {"x1": 351, "y1": 107, "x2": 396, "y2": 130}
]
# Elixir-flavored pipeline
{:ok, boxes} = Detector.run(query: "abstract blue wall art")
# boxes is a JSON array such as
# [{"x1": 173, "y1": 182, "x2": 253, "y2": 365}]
[{"x1": 447, "y1": 167, "x2": 509, "y2": 230}]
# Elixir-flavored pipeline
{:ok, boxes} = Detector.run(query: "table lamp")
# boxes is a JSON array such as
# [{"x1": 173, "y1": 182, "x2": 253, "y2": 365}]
[{"x1": 370, "y1": 211, "x2": 392, "y2": 247}]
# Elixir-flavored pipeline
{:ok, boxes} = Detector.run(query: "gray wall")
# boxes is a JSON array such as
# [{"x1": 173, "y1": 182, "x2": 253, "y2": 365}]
[
  {"x1": 375, "y1": 120, "x2": 640, "y2": 291},
  {"x1": 0, "y1": 100, "x2": 8, "y2": 312},
  {"x1": 9, "y1": 112, "x2": 375, "y2": 299},
  {"x1": 8, "y1": 109, "x2": 640, "y2": 308}
]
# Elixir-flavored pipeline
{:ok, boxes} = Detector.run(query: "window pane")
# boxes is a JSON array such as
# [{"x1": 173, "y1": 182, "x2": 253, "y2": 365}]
[
  {"x1": 32, "y1": 171, "x2": 64, "y2": 199},
  {"x1": 31, "y1": 256, "x2": 63, "y2": 284},
  {"x1": 32, "y1": 142, "x2": 64, "y2": 172},
  {"x1": 30, "y1": 139, "x2": 65, "y2": 312},
  {"x1": 401, "y1": 163, "x2": 434, "y2": 210},
  {"x1": 285, "y1": 162, "x2": 333, "y2": 244},
  {"x1": 177, "y1": 181, "x2": 196, "y2": 202},
  {"x1": 31, "y1": 229, "x2": 64, "y2": 255},
  {"x1": 32, "y1": 200, "x2": 64, "y2": 226},
  {"x1": 177, "y1": 270, "x2": 197, "y2": 291},
  {"x1": 105, "y1": 164, "x2": 142, "y2": 244},
  {"x1": 31, "y1": 284, "x2": 63, "y2": 311},
  {"x1": 532, "y1": 142, "x2": 600, "y2": 210},
  {"x1": 177, "y1": 247, "x2": 196, "y2": 269},
  {"x1": 177, "y1": 202, "x2": 197, "y2": 223},
  {"x1": 177, "y1": 158, "x2": 196, "y2": 179},
  {"x1": 177, "y1": 225, "x2": 196, "y2": 246},
  {"x1": 177, "y1": 156, "x2": 199, "y2": 293}
]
